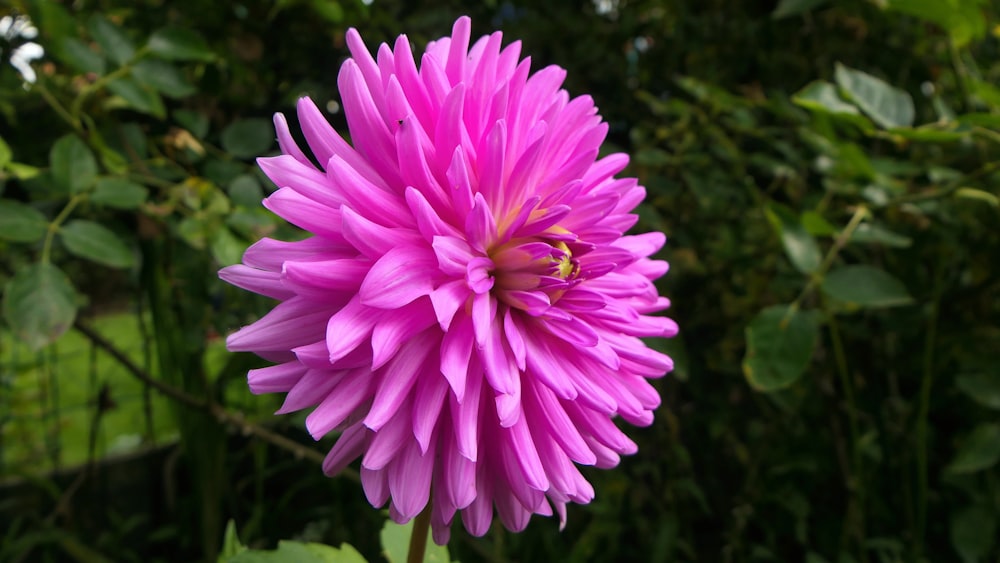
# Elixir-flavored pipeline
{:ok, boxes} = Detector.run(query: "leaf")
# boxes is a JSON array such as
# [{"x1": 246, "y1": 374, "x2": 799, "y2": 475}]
[
  {"x1": 955, "y1": 188, "x2": 999, "y2": 208},
  {"x1": 2, "y1": 263, "x2": 78, "y2": 350},
  {"x1": 956, "y1": 373, "x2": 1000, "y2": 410},
  {"x1": 885, "y1": 0, "x2": 987, "y2": 47},
  {"x1": 0, "y1": 135, "x2": 10, "y2": 169},
  {"x1": 50, "y1": 134, "x2": 98, "y2": 194},
  {"x1": 0, "y1": 199, "x2": 49, "y2": 243},
  {"x1": 793, "y1": 81, "x2": 871, "y2": 129},
  {"x1": 821, "y1": 265, "x2": 913, "y2": 308},
  {"x1": 947, "y1": 424, "x2": 1000, "y2": 474},
  {"x1": 950, "y1": 505, "x2": 997, "y2": 563},
  {"x1": 834, "y1": 63, "x2": 915, "y2": 129},
  {"x1": 226, "y1": 540, "x2": 367, "y2": 563},
  {"x1": 743, "y1": 305, "x2": 820, "y2": 392},
  {"x1": 801, "y1": 211, "x2": 837, "y2": 236},
  {"x1": 106, "y1": 78, "x2": 166, "y2": 119},
  {"x1": 131, "y1": 59, "x2": 196, "y2": 98},
  {"x1": 87, "y1": 14, "x2": 135, "y2": 66},
  {"x1": 221, "y1": 119, "x2": 275, "y2": 159},
  {"x1": 175, "y1": 109, "x2": 210, "y2": 139},
  {"x1": 381, "y1": 519, "x2": 454, "y2": 563},
  {"x1": 772, "y1": 0, "x2": 830, "y2": 18},
  {"x1": 210, "y1": 227, "x2": 248, "y2": 267},
  {"x1": 217, "y1": 520, "x2": 247, "y2": 560},
  {"x1": 228, "y1": 175, "x2": 264, "y2": 208},
  {"x1": 54, "y1": 37, "x2": 106, "y2": 75},
  {"x1": 59, "y1": 220, "x2": 135, "y2": 268},
  {"x1": 765, "y1": 203, "x2": 822, "y2": 274},
  {"x1": 91, "y1": 178, "x2": 149, "y2": 209},
  {"x1": 148, "y1": 27, "x2": 215, "y2": 62},
  {"x1": 849, "y1": 223, "x2": 913, "y2": 248}
]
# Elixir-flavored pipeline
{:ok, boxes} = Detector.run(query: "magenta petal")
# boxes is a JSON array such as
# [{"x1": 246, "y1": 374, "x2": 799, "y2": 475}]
[
  {"x1": 322, "y1": 424, "x2": 371, "y2": 476},
  {"x1": 388, "y1": 438, "x2": 435, "y2": 520},
  {"x1": 359, "y1": 246, "x2": 437, "y2": 309},
  {"x1": 247, "y1": 361, "x2": 307, "y2": 394}
]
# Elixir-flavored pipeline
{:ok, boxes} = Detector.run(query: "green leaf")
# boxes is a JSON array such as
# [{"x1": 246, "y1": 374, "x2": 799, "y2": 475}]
[
  {"x1": 227, "y1": 540, "x2": 367, "y2": 563},
  {"x1": 886, "y1": 0, "x2": 987, "y2": 47},
  {"x1": 834, "y1": 63, "x2": 915, "y2": 129},
  {"x1": 801, "y1": 211, "x2": 837, "y2": 236},
  {"x1": 887, "y1": 124, "x2": 970, "y2": 142},
  {"x1": 2, "y1": 263, "x2": 78, "y2": 350},
  {"x1": 54, "y1": 37, "x2": 106, "y2": 75},
  {"x1": 950, "y1": 505, "x2": 997, "y2": 563},
  {"x1": 381, "y1": 519, "x2": 454, "y2": 563},
  {"x1": 228, "y1": 175, "x2": 264, "y2": 208},
  {"x1": 772, "y1": 0, "x2": 830, "y2": 18},
  {"x1": 0, "y1": 200, "x2": 48, "y2": 243},
  {"x1": 956, "y1": 373, "x2": 1000, "y2": 410},
  {"x1": 148, "y1": 27, "x2": 215, "y2": 62},
  {"x1": 87, "y1": 14, "x2": 135, "y2": 66},
  {"x1": 0, "y1": 136, "x2": 12, "y2": 170},
  {"x1": 91, "y1": 178, "x2": 148, "y2": 209},
  {"x1": 955, "y1": 188, "x2": 999, "y2": 208},
  {"x1": 210, "y1": 227, "x2": 248, "y2": 267},
  {"x1": 821, "y1": 265, "x2": 913, "y2": 308},
  {"x1": 743, "y1": 305, "x2": 820, "y2": 392},
  {"x1": 106, "y1": 78, "x2": 166, "y2": 119},
  {"x1": 766, "y1": 202, "x2": 822, "y2": 274},
  {"x1": 217, "y1": 520, "x2": 247, "y2": 561},
  {"x1": 793, "y1": 81, "x2": 871, "y2": 129},
  {"x1": 175, "y1": 109, "x2": 210, "y2": 139},
  {"x1": 131, "y1": 59, "x2": 196, "y2": 98},
  {"x1": 59, "y1": 220, "x2": 134, "y2": 268},
  {"x1": 947, "y1": 424, "x2": 1000, "y2": 474},
  {"x1": 221, "y1": 119, "x2": 275, "y2": 159},
  {"x1": 50, "y1": 134, "x2": 98, "y2": 194},
  {"x1": 849, "y1": 223, "x2": 913, "y2": 248}
]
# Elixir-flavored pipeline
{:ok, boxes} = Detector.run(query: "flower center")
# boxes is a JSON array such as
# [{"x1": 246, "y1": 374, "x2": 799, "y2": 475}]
[{"x1": 485, "y1": 236, "x2": 580, "y2": 314}]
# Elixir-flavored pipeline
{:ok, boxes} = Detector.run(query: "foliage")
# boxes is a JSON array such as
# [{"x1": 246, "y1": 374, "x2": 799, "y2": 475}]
[{"x1": 1, "y1": 0, "x2": 998, "y2": 562}]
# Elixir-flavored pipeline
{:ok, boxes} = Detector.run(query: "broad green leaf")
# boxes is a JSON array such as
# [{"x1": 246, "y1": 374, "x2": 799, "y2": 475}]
[
  {"x1": 210, "y1": 227, "x2": 248, "y2": 267},
  {"x1": 772, "y1": 0, "x2": 830, "y2": 18},
  {"x1": 834, "y1": 63, "x2": 914, "y2": 129},
  {"x1": 381, "y1": 519, "x2": 454, "y2": 563},
  {"x1": 801, "y1": 211, "x2": 837, "y2": 236},
  {"x1": 106, "y1": 78, "x2": 166, "y2": 119},
  {"x1": 886, "y1": 0, "x2": 987, "y2": 47},
  {"x1": 59, "y1": 219, "x2": 134, "y2": 268},
  {"x1": 765, "y1": 202, "x2": 821, "y2": 274},
  {"x1": 132, "y1": 59, "x2": 196, "y2": 98},
  {"x1": 0, "y1": 136, "x2": 11, "y2": 169},
  {"x1": 850, "y1": 223, "x2": 913, "y2": 248},
  {"x1": 743, "y1": 305, "x2": 820, "y2": 392},
  {"x1": 217, "y1": 520, "x2": 247, "y2": 560},
  {"x1": 50, "y1": 134, "x2": 98, "y2": 193},
  {"x1": 148, "y1": 27, "x2": 214, "y2": 62},
  {"x1": 2, "y1": 262, "x2": 78, "y2": 350},
  {"x1": 87, "y1": 14, "x2": 135, "y2": 66},
  {"x1": 793, "y1": 81, "x2": 871, "y2": 129},
  {"x1": 956, "y1": 373, "x2": 1000, "y2": 410},
  {"x1": 957, "y1": 113, "x2": 1000, "y2": 129},
  {"x1": 951, "y1": 505, "x2": 997, "y2": 563},
  {"x1": 821, "y1": 265, "x2": 913, "y2": 308},
  {"x1": 91, "y1": 178, "x2": 148, "y2": 209},
  {"x1": 227, "y1": 540, "x2": 367, "y2": 563},
  {"x1": 0, "y1": 200, "x2": 48, "y2": 242},
  {"x1": 228, "y1": 175, "x2": 264, "y2": 208},
  {"x1": 54, "y1": 37, "x2": 106, "y2": 75},
  {"x1": 221, "y1": 119, "x2": 275, "y2": 159},
  {"x1": 175, "y1": 109, "x2": 210, "y2": 139},
  {"x1": 946, "y1": 423, "x2": 1000, "y2": 473}
]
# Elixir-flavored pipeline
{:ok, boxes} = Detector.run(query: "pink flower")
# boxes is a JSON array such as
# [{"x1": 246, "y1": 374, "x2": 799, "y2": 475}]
[{"x1": 221, "y1": 16, "x2": 676, "y2": 544}]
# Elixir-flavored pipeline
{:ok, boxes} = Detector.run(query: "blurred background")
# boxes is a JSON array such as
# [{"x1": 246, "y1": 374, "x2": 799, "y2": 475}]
[{"x1": 1, "y1": 0, "x2": 999, "y2": 561}]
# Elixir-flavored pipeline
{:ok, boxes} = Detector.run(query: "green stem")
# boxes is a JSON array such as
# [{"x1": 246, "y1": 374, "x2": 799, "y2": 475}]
[
  {"x1": 789, "y1": 205, "x2": 869, "y2": 313},
  {"x1": 407, "y1": 506, "x2": 432, "y2": 563},
  {"x1": 41, "y1": 194, "x2": 85, "y2": 263},
  {"x1": 915, "y1": 261, "x2": 945, "y2": 556},
  {"x1": 35, "y1": 82, "x2": 83, "y2": 133},
  {"x1": 69, "y1": 49, "x2": 148, "y2": 120}
]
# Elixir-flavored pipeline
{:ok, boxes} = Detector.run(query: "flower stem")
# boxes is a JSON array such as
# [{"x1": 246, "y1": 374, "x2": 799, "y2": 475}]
[
  {"x1": 407, "y1": 506, "x2": 432, "y2": 563},
  {"x1": 915, "y1": 260, "x2": 945, "y2": 556},
  {"x1": 41, "y1": 194, "x2": 84, "y2": 263}
]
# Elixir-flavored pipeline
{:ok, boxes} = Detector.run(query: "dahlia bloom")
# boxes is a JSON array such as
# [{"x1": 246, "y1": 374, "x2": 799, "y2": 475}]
[{"x1": 221, "y1": 16, "x2": 676, "y2": 544}]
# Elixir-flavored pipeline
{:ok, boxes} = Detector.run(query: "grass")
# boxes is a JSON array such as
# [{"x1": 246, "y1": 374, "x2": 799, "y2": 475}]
[{"x1": 0, "y1": 311, "x2": 237, "y2": 475}]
